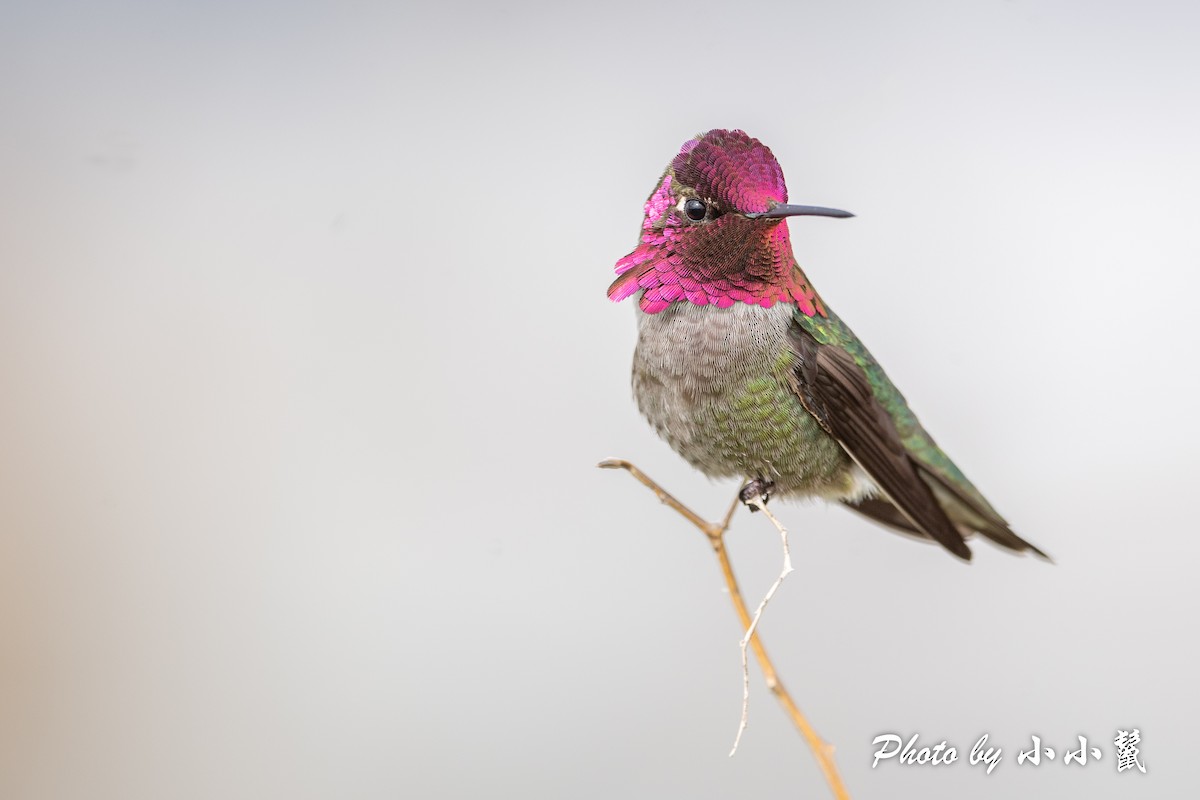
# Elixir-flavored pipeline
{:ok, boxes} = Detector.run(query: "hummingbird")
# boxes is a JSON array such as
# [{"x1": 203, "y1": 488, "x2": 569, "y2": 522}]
[{"x1": 608, "y1": 129, "x2": 1046, "y2": 561}]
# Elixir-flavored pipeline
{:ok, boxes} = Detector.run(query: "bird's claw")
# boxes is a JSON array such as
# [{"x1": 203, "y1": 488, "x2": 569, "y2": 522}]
[{"x1": 739, "y1": 478, "x2": 776, "y2": 510}]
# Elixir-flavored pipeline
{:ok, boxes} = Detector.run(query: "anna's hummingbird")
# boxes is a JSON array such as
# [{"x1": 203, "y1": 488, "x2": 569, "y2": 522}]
[{"x1": 609, "y1": 129, "x2": 1046, "y2": 561}]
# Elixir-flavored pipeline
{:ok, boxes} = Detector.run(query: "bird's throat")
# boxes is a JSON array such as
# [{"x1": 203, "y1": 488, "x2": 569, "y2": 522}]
[{"x1": 609, "y1": 219, "x2": 826, "y2": 317}]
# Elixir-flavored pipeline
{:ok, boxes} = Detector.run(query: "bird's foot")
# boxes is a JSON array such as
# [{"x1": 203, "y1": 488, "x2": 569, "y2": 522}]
[{"x1": 739, "y1": 478, "x2": 776, "y2": 510}]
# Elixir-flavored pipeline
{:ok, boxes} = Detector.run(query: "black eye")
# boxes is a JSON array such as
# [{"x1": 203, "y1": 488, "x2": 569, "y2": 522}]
[{"x1": 684, "y1": 198, "x2": 707, "y2": 221}]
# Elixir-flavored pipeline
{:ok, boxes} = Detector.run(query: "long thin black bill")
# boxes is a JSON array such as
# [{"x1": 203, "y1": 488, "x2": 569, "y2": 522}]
[{"x1": 744, "y1": 204, "x2": 854, "y2": 219}]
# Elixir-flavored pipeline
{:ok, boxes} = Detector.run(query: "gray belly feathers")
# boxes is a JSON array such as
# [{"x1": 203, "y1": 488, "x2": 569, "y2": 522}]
[{"x1": 631, "y1": 302, "x2": 869, "y2": 499}]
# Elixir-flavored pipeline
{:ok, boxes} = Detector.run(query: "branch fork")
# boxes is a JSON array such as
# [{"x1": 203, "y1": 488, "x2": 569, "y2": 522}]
[{"x1": 599, "y1": 458, "x2": 850, "y2": 800}]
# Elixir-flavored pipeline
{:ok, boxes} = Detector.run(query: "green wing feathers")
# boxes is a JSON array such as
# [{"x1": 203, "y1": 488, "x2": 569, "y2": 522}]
[{"x1": 793, "y1": 307, "x2": 1047, "y2": 559}]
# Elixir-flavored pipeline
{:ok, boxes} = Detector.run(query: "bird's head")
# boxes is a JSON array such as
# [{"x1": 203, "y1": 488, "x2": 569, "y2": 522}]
[{"x1": 608, "y1": 129, "x2": 851, "y2": 316}]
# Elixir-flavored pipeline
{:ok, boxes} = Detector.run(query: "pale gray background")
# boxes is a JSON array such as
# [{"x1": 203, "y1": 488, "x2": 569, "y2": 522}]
[{"x1": 1, "y1": 1, "x2": 1196, "y2": 798}]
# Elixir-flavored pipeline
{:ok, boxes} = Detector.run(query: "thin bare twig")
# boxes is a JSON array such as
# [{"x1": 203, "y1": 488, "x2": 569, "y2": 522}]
[
  {"x1": 599, "y1": 458, "x2": 850, "y2": 800},
  {"x1": 730, "y1": 494, "x2": 794, "y2": 756}
]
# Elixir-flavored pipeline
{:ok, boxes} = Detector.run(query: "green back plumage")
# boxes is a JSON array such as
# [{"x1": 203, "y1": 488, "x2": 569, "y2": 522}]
[{"x1": 793, "y1": 307, "x2": 1005, "y2": 522}]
